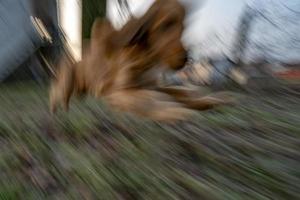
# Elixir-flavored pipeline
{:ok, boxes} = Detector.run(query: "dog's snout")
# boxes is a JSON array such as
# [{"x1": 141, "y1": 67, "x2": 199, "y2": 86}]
[
  {"x1": 178, "y1": 53, "x2": 189, "y2": 67},
  {"x1": 183, "y1": 54, "x2": 188, "y2": 64}
]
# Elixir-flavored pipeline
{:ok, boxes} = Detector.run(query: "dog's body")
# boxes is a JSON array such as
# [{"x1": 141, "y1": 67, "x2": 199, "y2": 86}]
[{"x1": 50, "y1": 0, "x2": 234, "y2": 121}]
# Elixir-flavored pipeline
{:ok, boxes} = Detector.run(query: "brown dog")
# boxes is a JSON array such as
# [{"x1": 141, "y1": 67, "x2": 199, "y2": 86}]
[{"x1": 50, "y1": 0, "x2": 234, "y2": 121}]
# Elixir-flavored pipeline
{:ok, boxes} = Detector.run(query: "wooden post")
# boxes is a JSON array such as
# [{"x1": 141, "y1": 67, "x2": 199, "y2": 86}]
[{"x1": 57, "y1": 0, "x2": 82, "y2": 62}]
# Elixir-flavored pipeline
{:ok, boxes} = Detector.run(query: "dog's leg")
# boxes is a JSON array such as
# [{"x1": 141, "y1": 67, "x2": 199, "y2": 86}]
[
  {"x1": 158, "y1": 86, "x2": 236, "y2": 110},
  {"x1": 105, "y1": 89, "x2": 195, "y2": 122},
  {"x1": 49, "y1": 59, "x2": 75, "y2": 113}
]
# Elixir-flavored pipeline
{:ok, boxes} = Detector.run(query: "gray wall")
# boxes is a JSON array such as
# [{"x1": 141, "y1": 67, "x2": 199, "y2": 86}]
[{"x1": 0, "y1": 0, "x2": 44, "y2": 81}]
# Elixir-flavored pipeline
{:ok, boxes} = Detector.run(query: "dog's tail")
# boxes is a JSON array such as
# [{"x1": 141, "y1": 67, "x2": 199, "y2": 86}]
[{"x1": 158, "y1": 86, "x2": 236, "y2": 110}]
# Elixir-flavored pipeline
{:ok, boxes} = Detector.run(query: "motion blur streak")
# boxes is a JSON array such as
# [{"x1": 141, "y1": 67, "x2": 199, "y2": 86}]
[
  {"x1": 57, "y1": 0, "x2": 82, "y2": 62},
  {"x1": 0, "y1": 0, "x2": 299, "y2": 199}
]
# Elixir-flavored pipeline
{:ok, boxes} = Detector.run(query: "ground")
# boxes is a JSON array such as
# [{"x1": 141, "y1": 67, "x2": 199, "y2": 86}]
[{"x1": 0, "y1": 81, "x2": 299, "y2": 199}]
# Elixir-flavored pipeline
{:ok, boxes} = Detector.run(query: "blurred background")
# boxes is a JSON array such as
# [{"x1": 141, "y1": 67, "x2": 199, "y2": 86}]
[{"x1": 0, "y1": 0, "x2": 299, "y2": 199}]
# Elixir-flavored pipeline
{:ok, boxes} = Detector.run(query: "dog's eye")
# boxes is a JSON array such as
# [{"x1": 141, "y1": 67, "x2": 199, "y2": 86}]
[{"x1": 160, "y1": 20, "x2": 176, "y2": 31}]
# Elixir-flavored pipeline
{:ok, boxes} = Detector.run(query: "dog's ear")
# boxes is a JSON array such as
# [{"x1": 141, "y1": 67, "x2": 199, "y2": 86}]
[
  {"x1": 91, "y1": 18, "x2": 114, "y2": 42},
  {"x1": 89, "y1": 18, "x2": 115, "y2": 57},
  {"x1": 108, "y1": 1, "x2": 161, "y2": 49}
]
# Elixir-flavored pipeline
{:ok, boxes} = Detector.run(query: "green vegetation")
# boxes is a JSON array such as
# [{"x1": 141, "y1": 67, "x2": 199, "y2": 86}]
[{"x1": 0, "y1": 82, "x2": 299, "y2": 199}]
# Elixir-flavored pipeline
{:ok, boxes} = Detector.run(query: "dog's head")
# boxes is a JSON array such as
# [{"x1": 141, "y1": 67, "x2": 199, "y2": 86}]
[{"x1": 108, "y1": 0, "x2": 187, "y2": 70}]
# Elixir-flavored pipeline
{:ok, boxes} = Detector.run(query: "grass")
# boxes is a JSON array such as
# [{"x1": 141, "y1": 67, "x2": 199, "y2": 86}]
[{"x1": 0, "y1": 81, "x2": 299, "y2": 199}]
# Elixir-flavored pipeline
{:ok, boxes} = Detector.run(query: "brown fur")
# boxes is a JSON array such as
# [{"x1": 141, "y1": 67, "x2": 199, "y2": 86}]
[{"x1": 49, "y1": 0, "x2": 234, "y2": 122}]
